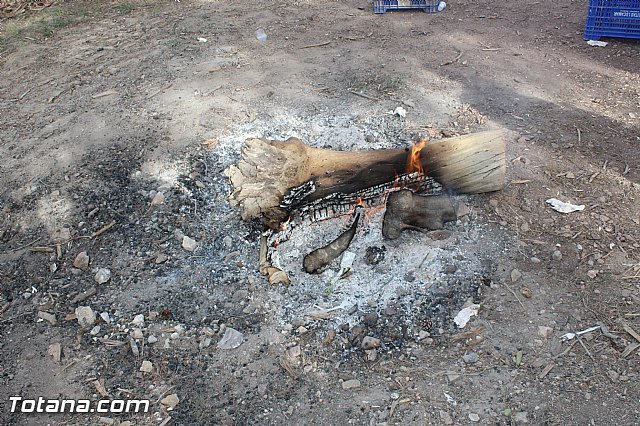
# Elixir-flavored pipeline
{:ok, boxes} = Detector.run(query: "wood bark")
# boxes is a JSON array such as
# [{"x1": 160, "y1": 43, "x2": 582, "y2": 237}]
[{"x1": 382, "y1": 190, "x2": 457, "y2": 239}]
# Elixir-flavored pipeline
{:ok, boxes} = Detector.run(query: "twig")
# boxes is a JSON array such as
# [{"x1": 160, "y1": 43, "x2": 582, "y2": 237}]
[
  {"x1": 576, "y1": 128, "x2": 581, "y2": 143},
  {"x1": 553, "y1": 339, "x2": 578, "y2": 359},
  {"x1": 300, "y1": 41, "x2": 331, "y2": 49},
  {"x1": 620, "y1": 320, "x2": 640, "y2": 344},
  {"x1": 503, "y1": 281, "x2": 526, "y2": 311},
  {"x1": 440, "y1": 50, "x2": 462, "y2": 66},
  {"x1": 10, "y1": 236, "x2": 43, "y2": 252},
  {"x1": 348, "y1": 90, "x2": 379, "y2": 101},
  {"x1": 147, "y1": 83, "x2": 173, "y2": 99},
  {"x1": 62, "y1": 360, "x2": 77, "y2": 372},
  {"x1": 93, "y1": 220, "x2": 116, "y2": 238},
  {"x1": 577, "y1": 335, "x2": 594, "y2": 361}
]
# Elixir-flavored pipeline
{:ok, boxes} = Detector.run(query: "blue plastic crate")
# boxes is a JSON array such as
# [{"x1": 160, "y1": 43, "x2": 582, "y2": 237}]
[
  {"x1": 375, "y1": 0, "x2": 440, "y2": 14},
  {"x1": 584, "y1": 0, "x2": 640, "y2": 40}
]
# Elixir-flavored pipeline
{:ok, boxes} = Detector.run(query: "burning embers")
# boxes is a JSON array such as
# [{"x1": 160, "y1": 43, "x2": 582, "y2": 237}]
[{"x1": 225, "y1": 130, "x2": 507, "y2": 285}]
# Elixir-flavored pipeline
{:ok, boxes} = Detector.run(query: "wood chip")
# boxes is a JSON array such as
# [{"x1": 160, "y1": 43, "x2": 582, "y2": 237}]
[
  {"x1": 621, "y1": 342, "x2": 640, "y2": 358},
  {"x1": 538, "y1": 362, "x2": 554, "y2": 379},
  {"x1": 47, "y1": 343, "x2": 62, "y2": 362},
  {"x1": 92, "y1": 90, "x2": 118, "y2": 99},
  {"x1": 93, "y1": 380, "x2": 109, "y2": 397},
  {"x1": 451, "y1": 325, "x2": 485, "y2": 342},
  {"x1": 71, "y1": 287, "x2": 97, "y2": 304}
]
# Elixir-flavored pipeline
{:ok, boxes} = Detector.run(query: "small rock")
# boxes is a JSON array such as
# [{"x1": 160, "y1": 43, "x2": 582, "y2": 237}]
[
  {"x1": 537, "y1": 326, "x2": 553, "y2": 338},
  {"x1": 160, "y1": 394, "x2": 179, "y2": 409},
  {"x1": 361, "y1": 336, "x2": 381, "y2": 350},
  {"x1": 94, "y1": 268, "x2": 111, "y2": 284},
  {"x1": 139, "y1": 360, "x2": 153, "y2": 373},
  {"x1": 73, "y1": 252, "x2": 90, "y2": 271},
  {"x1": 100, "y1": 312, "x2": 110, "y2": 324},
  {"x1": 90, "y1": 325, "x2": 101, "y2": 336},
  {"x1": 38, "y1": 311, "x2": 57, "y2": 325},
  {"x1": 462, "y1": 352, "x2": 479, "y2": 364},
  {"x1": 552, "y1": 250, "x2": 562, "y2": 261},
  {"x1": 469, "y1": 413, "x2": 480, "y2": 422},
  {"x1": 155, "y1": 253, "x2": 169, "y2": 264},
  {"x1": 131, "y1": 328, "x2": 143, "y2": 339},
  {"x1": 75, "y1": 306, "x2": 96, "y2": 328},
  {"x1": 607, "y1": 370, "x2": 619, "y2": 382},
  {"x1": 521, "y1": 287, "x2": 533, "y2": 298},
  {"x1": 439, "y1": 410, "x2": 453, "y2": 425},
  {"x1": 323, "y1": 329, "x2": 336, "y2": 346},
  {"x1": 587, "y1": 269, "x2": 598, "y2": 279},
  {"x1": 286, "y1": 345, "x2": 301, "y2": 358},
  {"x1": 199, "y1": 337, "x2": 212, "y2": 349},
  {"x1": 47, "y1": 343, "x2": 62, "y2": 363},
  {"x1": 341, "y1": 379, "x2": 361, "y2": 390},
  {"x1": 530, "y1": 257, "x2": 541, "y2": 263},
  {"x1": 418, "y1": 330, "x2": 430, "y2": 340},
  {"x1": 150, "y1": 192, "x2": 165, "y2": 206},
  {"x1": 511, "y1": 269, "x2": 522, "y2": 283},
  {"x1": 443, "y1": 264, "x2": 457, "y2": 274},
  {"x1": 182, "y1": 236, "x2": 198, "y2": 252},
  {"x1": 297, "y1": 325, "x2": 308, "y2": 335},
  {"x1": 257, "y1": 383, "x2": 268, "y2": 396},
  {"x1": 489, "y1": 199, "x2": 498, "y2": 208},
  {"x1": 520, "y1": 222, "x2": 530, "y2": 232},
  {"x1": 131, "y1": 314, "x2": 145, "y2": 328},
  {"x1": 363, "y1": 312, "x2": 378, "y2": 327},
  {"x1": 456, "y1": 202, "x2": 470, "y2": 218},
  {"x1": 446, "y1": 373, "x2": 461, "y2": 383},
  {"x1": 365, "y1": 349, "x2": 377, "y2": 362},
  {"x1": 147, "y1": 335, "x2": 158, "y2": 344},
  {"x1": 217, "y1": 327, "x2": 243, "y2": 349},
  {"x1": 174, "y1": 229, "x2": 184, "y2": 242},
  {"x1": 513, "y1": 411, "x2": 528, "y2": 423}
]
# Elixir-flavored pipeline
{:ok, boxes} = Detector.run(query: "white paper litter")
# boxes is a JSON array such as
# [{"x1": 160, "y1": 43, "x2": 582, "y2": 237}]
[
  {"x1": 546, "y1": 198, "x2": 585, "y2": 213},
  {"x1": 453, "y1": 304, "x2": 480, "y2": 328},
  {"x1": 587, "y1": 40, "x2": 608, "y2": 47},
  {"x1": 217, "y1": 327, "x2": 243, "y2": 349},
  {"x1": 197, "y1": 37, "x2": 208, "y2": 43},
  {"x1": 393, "y1": 107, "x2": 407, "y2": 117}
]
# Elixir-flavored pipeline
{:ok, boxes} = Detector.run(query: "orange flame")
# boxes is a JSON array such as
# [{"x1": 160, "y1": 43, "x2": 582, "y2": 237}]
[{"x1": 405, "y1": 139, "x2": 428, "y2": 174}]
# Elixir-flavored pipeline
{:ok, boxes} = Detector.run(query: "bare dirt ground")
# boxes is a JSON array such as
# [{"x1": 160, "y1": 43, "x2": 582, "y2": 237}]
[{"x1": 1, "y1": 0, "x2": 639, "y2": 425}]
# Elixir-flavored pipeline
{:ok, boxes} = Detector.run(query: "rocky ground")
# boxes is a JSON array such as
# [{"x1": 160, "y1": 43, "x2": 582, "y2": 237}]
[{"x1": 1, "y1": 0, "x2": 639, "y2": 425}]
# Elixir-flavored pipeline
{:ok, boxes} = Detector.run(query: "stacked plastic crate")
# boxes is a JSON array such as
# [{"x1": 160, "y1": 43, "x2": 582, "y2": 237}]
[
  {"x1": 584, "y1": 0, "x2": 640, "y2": 40},
  {"x1": 374, "y1": 0, "x2": 441, "y2": 14}
]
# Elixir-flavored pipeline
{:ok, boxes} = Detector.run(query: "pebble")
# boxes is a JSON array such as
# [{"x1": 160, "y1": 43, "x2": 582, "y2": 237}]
[
  {"x1": 160, "y1": 394, "x2": 179, "y2": 409},
  {"x1": 521, "y1": 287, "x2": 533, "y2": 298},
  {"x1": 511, "y1": 269, "x2": 522, "y2": 283},
  {"x1": 418, "y1": 330, "x2": 430, "y2": 340},
  {"x1": 100, "y1": 312, "x2": 110, "y2": 324},
  {"x1": 73, "y1": 252, "x2": 90, "y2": 271},
  {"x1": 131, "y1": 328, "x2": 143, "y2": 339},
  {"x1": 131, "y1": 314, "x2": 145, "y2": 328},
  {"x1": 587, "y1": 270, "x2": 598, "y2": 279},
  {"x1": 363, "y1": 312, "x2": 378, "y2": 327},
  {"x1": 537, "y1": 326, "x2": 553, "y2": 338},
  {"x1": 94, "y1": 268, "x2": 111, "y2": 284},
  {"x1": 341, "y1": 379, "x2": 361, "y2": 390},
  {"x1": 217, "y1": 327, "x2": 243, "y2": 349},
  {"x1": 455, "y1": 202, "x2": 470, "y2": 218},
  {"x1": 462, "y1": 352, "x2": 479, "y2": 364},
  {"x1": 323, "y1": 329, "x2": 336, "y2": 346},
  {"x1": 607, "y1": 370, "x2": 619, "y2": 382},
  {"x1": 439, "y1": 410, "x2": 453, "y2": 425},
  {"x1": 361, "y1": 336, "x2": 381, "y2": 350},
  {"x1": 139, "y1": 360, "x2": 153, "y2": 373},
  {"x1": 530, "y1": 257, "x2": 541, "y2": 263},
  {"x1": 38, "y1": 311, "x2": 57, "y2": 325},
  {"x1": 443, "y1": 264, "x2": 457, "y2": 274},
  {"x1": 155, "y1": 253, "x2": 168, "y2": 264},
  {"x1": 297, "y1": 326, "x2": 309, "y2": 335},
  {"x1": 257, "y1": 384, "x2": 268, "y2": 396},
  {"x1": 150, "y1": 192, "x2": 165, "y2": 206},
  {"x1": 199, "y1": 337, "x2": 212, "y2": 349},
  {"x1": 90, "y1": 325, "x2": 101, "y2": 336},
  {"x1": 469, "y1": 413, "x2": 480, "y2": 422},
  {"x1": 365, "y1": 349, "x2": 377, "y2": 362},
  {"x1": 182, "y1": 236, "x2": 198, "y2": 252},
  {"x1": 147, "y1": 335, "x2": 158, "y2": 344},
  {"x1": 75, "y1": 306, "x2": 96, "y2": 328},
  {"x1": 513, "y1": 411, "x2": 528, "y2": 423},
  {"x1": 552, "y1": 250, "x2": 562, "y2": 261},
  {"x1": 286, "y1": 345, "x2": 301, "y2": 358}
]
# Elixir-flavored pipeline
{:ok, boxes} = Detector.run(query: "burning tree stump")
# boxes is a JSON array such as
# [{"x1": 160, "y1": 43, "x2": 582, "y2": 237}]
[
  {"x1": 226, "y1": 130, "x2": 507, "y2": 226},
  {"x1": 382, "y1": 190, "x2": 456, "y2": 239}
]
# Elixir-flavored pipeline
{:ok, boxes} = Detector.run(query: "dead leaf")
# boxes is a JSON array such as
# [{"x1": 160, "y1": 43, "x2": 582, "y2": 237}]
[
  {"x1": 47, "y1": 343, "x2": 61, "y2": 362},
  {"x1": 201, "y1": 138, "x2": 219, "y2": 148}
]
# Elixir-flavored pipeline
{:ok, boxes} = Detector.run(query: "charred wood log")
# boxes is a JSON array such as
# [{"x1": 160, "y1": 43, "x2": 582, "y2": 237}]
[
  {"x1": 382, "y1": 190, "x2": 457, "y2": 239},
  {"x1": 303, "y1": 209, "x2": 362, "y2": 274}
]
